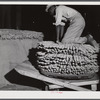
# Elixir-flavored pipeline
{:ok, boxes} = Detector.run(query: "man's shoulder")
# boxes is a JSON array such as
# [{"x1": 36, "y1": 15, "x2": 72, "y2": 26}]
[
  {"x1": 57, "y1": 5, "x2": 73, "y2": 11},
  {"x1": 58, "y1": 5, "x2": 66, "y2": 8},
  {"x1": 56, "y1": 5, "x2": 65, "y2": 11}
]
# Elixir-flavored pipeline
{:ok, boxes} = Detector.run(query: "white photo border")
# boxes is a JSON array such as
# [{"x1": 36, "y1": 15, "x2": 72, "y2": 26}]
[{"x1": 0, "y1": 1, "x2": 100, "y2": 99}]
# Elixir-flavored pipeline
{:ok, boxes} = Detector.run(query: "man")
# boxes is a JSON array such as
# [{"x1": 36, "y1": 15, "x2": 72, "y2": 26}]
[{"x1": 46, "y1": 5, "x2": 99, "y2": 51}]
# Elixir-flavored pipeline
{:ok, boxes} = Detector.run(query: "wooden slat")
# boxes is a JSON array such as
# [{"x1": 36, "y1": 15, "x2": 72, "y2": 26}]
[
  {"x1": 91, "y1": 84, "x2": 97, "y2": 91},
  {"x1": 46, "y1": 79, "x2": 99, "y2": 89},
  {"x1": 14, "y1": 63, "x2": 93, "y2": 91}
]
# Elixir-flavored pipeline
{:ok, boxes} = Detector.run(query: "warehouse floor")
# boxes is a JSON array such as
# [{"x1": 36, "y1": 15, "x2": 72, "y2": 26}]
[
  {"x1": 0, "y1": 69, "x2": 99, "y2": 91},
  {"x1": 0, "y1": 84, "x2": 41, "y2": 91}
]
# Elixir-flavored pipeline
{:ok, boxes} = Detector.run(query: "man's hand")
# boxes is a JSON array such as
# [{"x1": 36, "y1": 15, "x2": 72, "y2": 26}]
[{"x1": 56, "y1": 40, "x2": 62, "y2": 45}]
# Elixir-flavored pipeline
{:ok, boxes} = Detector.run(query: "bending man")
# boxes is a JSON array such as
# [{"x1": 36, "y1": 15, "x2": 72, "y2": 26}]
[{"x1": 46, "y1": 5, "x2": 99, "y2": 51}]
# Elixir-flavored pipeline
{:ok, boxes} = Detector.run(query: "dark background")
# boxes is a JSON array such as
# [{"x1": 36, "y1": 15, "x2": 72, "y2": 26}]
[{"x1": 0, "y1": 5, "x2": 100, "y2": 42}]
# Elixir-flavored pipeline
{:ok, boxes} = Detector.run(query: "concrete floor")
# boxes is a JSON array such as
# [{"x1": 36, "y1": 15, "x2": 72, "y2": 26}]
[{"x1": 0, "y1": 84, "x2": 41, "y2": 91}]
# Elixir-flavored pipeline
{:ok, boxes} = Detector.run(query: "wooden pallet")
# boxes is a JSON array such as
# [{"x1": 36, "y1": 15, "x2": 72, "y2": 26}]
[{"x1": 14, "y1": 62, "x2": 99, "y2": 91}]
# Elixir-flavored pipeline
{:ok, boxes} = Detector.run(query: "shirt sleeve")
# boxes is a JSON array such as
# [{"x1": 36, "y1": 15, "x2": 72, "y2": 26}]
[{"x1": 53, "y1": 7, "x2": 65, "y2": 26}]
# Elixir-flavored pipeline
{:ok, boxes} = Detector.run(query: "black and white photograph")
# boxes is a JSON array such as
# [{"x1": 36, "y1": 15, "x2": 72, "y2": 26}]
[{"x1": 0, "y1": 1, "x2": 100, "y2": 95}]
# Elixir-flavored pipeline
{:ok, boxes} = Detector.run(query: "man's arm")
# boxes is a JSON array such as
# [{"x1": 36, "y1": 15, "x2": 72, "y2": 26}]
[
  {"x1": 53, "y1": 6, "x2": 65, "y2": 43},
  {"x1": 56, "y1": 25, "x2": 60, "y2": 42},
  {"x1": 55, "y1": 25, "x2": 64, "y2": 43},
  {"x1": 54, "y1": 6, "x2": 65, "y2": 26},
  {"x1": 60, "y1": 25, "x2": 64, "y2": 40}
]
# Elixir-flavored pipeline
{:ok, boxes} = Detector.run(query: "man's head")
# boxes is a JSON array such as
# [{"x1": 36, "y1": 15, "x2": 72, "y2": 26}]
[{"x1": 45, "y1": 5, "x2": 57, "y2": 16}]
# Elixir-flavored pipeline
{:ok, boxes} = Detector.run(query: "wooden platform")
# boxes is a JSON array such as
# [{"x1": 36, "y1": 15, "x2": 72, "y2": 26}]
[
  {"x1": 44, "y1": 74, "x2": 99, "y2": 91},
  {"x1": 14, "y1": 62, "x2": 99, "y2": 91}
]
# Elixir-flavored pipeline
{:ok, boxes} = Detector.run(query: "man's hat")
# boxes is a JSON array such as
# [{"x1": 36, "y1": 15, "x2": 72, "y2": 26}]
[{"x1": 45, "y1": 5, "x2": 55, "y2": 12}]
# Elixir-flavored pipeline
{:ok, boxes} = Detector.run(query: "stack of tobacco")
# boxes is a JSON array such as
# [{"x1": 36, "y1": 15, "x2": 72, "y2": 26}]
[
  {"x1": 36, "y1": 41, "x2": 99, "y2": 79},
  {"x1": 0, "y1": 29, "x2": 43, "y2": 40}
]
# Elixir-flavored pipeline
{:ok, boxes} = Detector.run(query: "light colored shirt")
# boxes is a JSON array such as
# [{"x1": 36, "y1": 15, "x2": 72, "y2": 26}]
[{"x1": 54, "y1": 6, "x2": 78, "y2": 26}]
